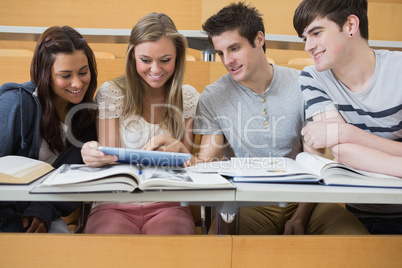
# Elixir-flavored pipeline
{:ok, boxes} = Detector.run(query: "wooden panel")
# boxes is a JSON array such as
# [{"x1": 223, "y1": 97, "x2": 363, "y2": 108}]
[
  {"x1": 0, "y1": 0, "x2": 203, "y2": 30},
  {"x1": 209, "y1": 62, "x2": 227, "y2": 84},
  {"x1": 0, "y1": 41, "x2": 37, "y2": 52},
  {"x1": 0, "y1": 56, "x2": 31, "y2": 84},
  {"x1": 368, "y1": 3, "x2": 402, "y2": 41},
  {"x1": 0, "y1": 234, "x2": 232, "y2": 268},
  {"x1": 232, "y1": 235, "x2": 402, "y2": 268},
  {"x1": 96, "y1": 58, "x2": 125, "y2": 86},
  {"x1": 1, "y1": 1, "x2": 401, "y2": 43},
  {"x1": 266, "y1": 49, "x2": 310, "y2": 65},
  {"x1": 184, "y1": 61, "x2": 210, "y2": 93},
  {"x1": 280, "y1": 63, "x2": 312, "y2": 71}
]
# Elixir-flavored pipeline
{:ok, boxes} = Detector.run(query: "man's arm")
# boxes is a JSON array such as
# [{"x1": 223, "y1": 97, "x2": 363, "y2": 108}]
[
  {"x1": 284, "y1": 203, "x2": 316, "y2": 235},
  {"x1": 303, "y1": 110, "x2": 402, "y2": 176},
  {"x1": 283, "y1": 142, "x2": 318, "y2": 235},
  {"x1": 196, "y1": 134, "x2": 225, "y2": 163},
  {"x1": 334, "y1": 143, "x2": 402, "y2": 177}
]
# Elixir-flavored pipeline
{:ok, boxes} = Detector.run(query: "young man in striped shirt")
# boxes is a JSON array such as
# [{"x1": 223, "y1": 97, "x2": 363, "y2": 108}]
[{"x1": 294, "y1": 0, "x2": 402, "y2": 234}]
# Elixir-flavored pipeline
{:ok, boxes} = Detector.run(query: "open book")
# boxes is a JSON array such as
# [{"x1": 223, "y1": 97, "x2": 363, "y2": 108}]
[
  {"x1": 30, "y1": 163, "x2": 235, "y2": 193},
  {"x1": 0, "y1": 155, "x2": 54, "y2": 185},
  {"x1": 191, "y1": 152, "x2": 402, "y2": 188}
]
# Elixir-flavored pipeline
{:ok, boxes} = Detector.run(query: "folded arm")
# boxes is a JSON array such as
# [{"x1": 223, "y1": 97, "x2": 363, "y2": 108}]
[{"x1": 302, "y1": 111, "x2": 402, "y2": 176}]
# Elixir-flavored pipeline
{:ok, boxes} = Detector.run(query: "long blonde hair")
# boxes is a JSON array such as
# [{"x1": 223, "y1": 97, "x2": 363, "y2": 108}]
[{"x1": 112, "y1": 12, "x2": 187, "y2": 140}]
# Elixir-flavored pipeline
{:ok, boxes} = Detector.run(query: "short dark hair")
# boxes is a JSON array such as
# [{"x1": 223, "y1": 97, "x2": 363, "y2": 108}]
[
  {"x1": 293, "y1": 0, "x2": 369, "y2": 40},
  {"x1": 202, "y1": 2, "x2": 266, "y2": 52}
]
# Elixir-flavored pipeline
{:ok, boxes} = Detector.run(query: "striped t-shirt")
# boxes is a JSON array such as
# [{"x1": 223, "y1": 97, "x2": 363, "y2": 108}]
[
  {"x1": 300, "y1": 49, "x2": 402, "y2": 219},
  {"x1": 301, "y1": 49, "x2": 402, "y2": 142}
]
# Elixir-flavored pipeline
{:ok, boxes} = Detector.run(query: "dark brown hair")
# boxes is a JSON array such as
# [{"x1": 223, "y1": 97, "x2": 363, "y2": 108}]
[
  {"x1": 202, "y1": 2, "x2": 266, "y2": 52},
  {"x1": 293, "y1": 0, "x2": 369, "y2": 40},
  {"x1": 30, "y1": 26, "x2": 97, "y2": 153}
]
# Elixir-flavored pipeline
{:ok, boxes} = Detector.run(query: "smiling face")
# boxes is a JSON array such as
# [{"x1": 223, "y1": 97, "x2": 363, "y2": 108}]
[
  {"x1": 212, "y1": 29, "x2": 262, "y2": 86},
  {"x1": 301, "y1": 17, "x2": 350, "y2": 72},
  {"x1": 50, "y1": 50, "x2": 90, "y2": 110},
  {"x1": 134, "y1": 36, "x2": 176, "y2": 90}
]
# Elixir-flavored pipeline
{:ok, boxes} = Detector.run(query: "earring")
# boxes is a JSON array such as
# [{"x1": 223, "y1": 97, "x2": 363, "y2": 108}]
[{"x1": 350, "y1": 33, "x2": 353, "y2": 37}]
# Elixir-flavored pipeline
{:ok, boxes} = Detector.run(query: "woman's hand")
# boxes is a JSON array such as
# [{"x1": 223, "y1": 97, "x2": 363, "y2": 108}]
[
  {"x1": 22, "y1": 216, "x2": 47, "y2": 233},
  {"x1": 142, "y1": 135, "x2": 189, "y2": 154},
  {"x1": 142, "y1": 135, "x2": 195, "y2": 167},
  {"x1": 81, "y1": 141, "x2": 118, "y2": 167}
]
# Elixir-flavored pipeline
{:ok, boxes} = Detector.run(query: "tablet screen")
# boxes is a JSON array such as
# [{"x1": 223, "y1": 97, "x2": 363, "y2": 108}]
[{"x1": 98, "y1": 146, "x2": 191, "y2": 167}]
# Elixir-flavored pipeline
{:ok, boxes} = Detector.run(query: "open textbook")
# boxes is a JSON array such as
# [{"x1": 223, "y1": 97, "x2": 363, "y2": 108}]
[
  {"x1": 189, "y1": 153, "x2": 402, "y2": 188},
  {"x1": 0, "y1": 155, "x2": 54, "y2": 185},
  {"x1": 30, "y1": 163, "x2": 235, "y2": 193}
]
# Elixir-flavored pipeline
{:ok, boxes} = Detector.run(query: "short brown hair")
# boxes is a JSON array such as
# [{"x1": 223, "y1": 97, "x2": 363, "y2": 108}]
[{"x1": 202, "y1": 2, "x2": 266, "y2": 52}]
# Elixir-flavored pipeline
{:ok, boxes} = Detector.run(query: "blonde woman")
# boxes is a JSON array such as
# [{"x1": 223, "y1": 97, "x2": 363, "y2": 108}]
[{"x1": 81, "y1": 13, "x2": 199, "y2": 234}]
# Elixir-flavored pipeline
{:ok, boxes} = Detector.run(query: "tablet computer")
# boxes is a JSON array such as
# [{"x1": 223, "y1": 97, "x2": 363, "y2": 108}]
[{"x1": 98, "y1": 146, "x2": 191, "y2": 167}]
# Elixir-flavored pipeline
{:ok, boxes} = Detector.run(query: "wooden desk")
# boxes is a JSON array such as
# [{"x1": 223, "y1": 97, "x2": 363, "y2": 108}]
[
  {"x1": 1, "y1": 234, "x2": 402, "y2": 268},
  {"x1": 0, "y1": 234, "x2": 232, "y2": 268},
  {"x1": 231, "y1": 235, "x2": 402, "y2": 268}
]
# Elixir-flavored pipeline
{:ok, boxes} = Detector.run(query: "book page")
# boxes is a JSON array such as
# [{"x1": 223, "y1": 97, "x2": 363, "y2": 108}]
[
  {"x1": 321, "y1": 162, "x2": 402, "y2": 187},
  {"x1": 0, "y1": 155, "x2": 53, "y2": 184},
  {"x1": 295, "y1": 152, "x2": 335, "y2": 176},
  {"x1": 41, "y1": 164, "x2": 140, "y2": 186},
  {"x1": 188, "y1": 161, "x2": 231, "y2": 173},
  {"x1": 219, "y1": 157, "x2": 320, "y2": 178},
  {"x1": 31, "y1": 176, "x2": 137, "y2": 193},
  {"x1": 138, "y1": 166, "x2": 234, "y2": 189}
]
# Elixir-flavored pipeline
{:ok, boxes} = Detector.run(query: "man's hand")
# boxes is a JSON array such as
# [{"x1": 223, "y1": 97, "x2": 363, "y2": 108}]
[
  {"x1": 283, "y1": 203, "x2": 316, "y2": 235},
  {"x1": 283, "y1": 217, "x2": 305, "y2": 235},
  {"x1": 302, "y1": 121, "x2": 340, "y2": 149}
]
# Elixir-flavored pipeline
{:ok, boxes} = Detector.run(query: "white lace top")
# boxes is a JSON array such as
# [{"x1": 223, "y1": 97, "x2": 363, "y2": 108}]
[{"x1": 95, "y1": 81, "x2": 200, "y2": 149}]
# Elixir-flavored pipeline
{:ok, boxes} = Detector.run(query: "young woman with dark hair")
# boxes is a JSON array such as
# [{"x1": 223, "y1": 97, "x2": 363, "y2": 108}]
[{"x1": 0, "y1": 26, "x2": 97, "y2": 233}]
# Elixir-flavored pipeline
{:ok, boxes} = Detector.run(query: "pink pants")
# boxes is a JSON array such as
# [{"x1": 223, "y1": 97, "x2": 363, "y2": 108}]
[{"x1": 84, "y1": 202, "x2": 195, "y2": 235}]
